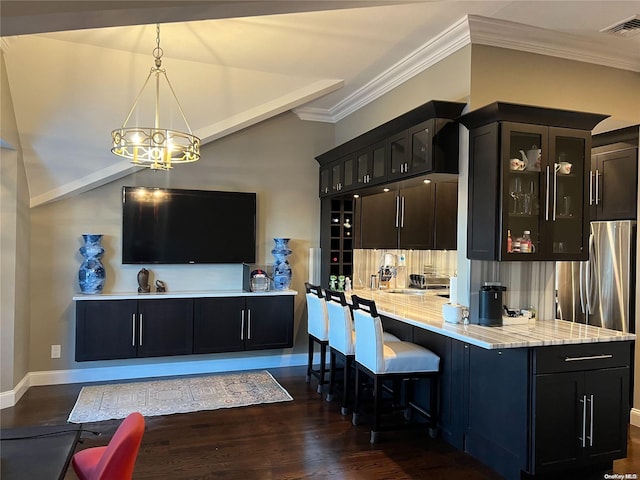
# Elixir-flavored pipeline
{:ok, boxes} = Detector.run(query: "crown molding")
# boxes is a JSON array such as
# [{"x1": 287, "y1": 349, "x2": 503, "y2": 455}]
[
  {"x1": 467, "y1": 14, "x2": 640, "y2": 73},
  {"x1": 294, "y1": 15, "x2": 472, "y2": 123},
  {"x1": 295, "y1": 14, "x2": 640, "y2": 123}
]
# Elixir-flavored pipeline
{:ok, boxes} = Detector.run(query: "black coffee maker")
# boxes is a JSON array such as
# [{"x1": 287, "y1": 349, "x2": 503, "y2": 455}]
[{"x1": 478, "y1": 283, "x2": 506, "y2": 326}]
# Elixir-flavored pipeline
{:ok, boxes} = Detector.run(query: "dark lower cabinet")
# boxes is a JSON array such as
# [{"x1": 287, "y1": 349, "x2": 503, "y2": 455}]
[
  {"x1": 404, "y1": 318, "x2": 633, "y2": 480},
  {"x1": 75, "y1": 298, "x2": 193, "y2": 361},
  {"x1": 193, "y1": 296, "x2": 294, "y2": 353},
  {"x1": 193, "y1": 297, "x2": 246, "y2": 353},
  {"x1": 76, "y1": 300, "x2": 138, "y2": 361},
  {"x1": 532, "y1": 343, "x2": 630, "y2": 475},
  {"x1": 76, "y1": 294, "x2": 294, "y2": 361}
]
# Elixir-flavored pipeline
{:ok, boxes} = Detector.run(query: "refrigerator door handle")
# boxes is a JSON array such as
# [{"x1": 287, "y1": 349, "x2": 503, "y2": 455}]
[
  {"x1": 585, "y1": 232, "x2": 596, "y2": 316},
  {"x1": 579, "y1": 261, "x2": 587, "y2": 315}
]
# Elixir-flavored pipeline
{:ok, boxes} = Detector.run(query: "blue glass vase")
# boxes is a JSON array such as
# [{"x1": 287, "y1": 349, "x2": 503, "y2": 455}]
[
  {"x1": 78, "y1": 234, "x2": 106, "y2": 294},
  {"x1": 272, "y1": 238, "x2": 292, "y2": 290}
]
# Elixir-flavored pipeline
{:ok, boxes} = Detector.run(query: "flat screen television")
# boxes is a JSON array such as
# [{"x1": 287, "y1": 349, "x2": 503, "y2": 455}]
[{"x1": 122, "y1": 186, "x2": 256, "y2": 264}]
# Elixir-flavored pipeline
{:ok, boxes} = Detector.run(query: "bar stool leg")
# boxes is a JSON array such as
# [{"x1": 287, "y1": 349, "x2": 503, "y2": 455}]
[
  {"x1": 306, "y1": 335, "x2": 314, "y2": 383},
  {"x1": 326, "y1": 348, "x2": 336, "y2": 402},
  {"x1": 341, "y1": 356, "x2": 352, "y2": 415},
  {"x1": 429, "y1": 375, "x2": 439, "y2": 438},
  {"x1": 352, "y1": 366, "x2": 362, "y2": 426},
  {"x1": 370, "y1": 375, "x2": 383, "y2": 444},
  {"x1": 317, "y1": 341, "x2": 327, "y2": 394}
]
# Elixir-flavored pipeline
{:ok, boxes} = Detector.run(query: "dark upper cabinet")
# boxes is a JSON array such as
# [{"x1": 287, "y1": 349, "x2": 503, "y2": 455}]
[
  {"x1": 357, "y1": 181, "x2": 457, "y2": 250},
  {"x1": 316, "y1": 100, "x2": 466, "y2": 198},
  {"x1": 589, "y1": 126, "x2": 639, "y2": 221},
  {"x1": 355, "y1": 140, "x2": 387, "y2": 188},
  {"x1": 320, "y1": 154, "x2": 355, "y2": 197},
  {"x1": 460, "y1": 102, "x2": 608, "y2": 262},
  {"x1": 387, "y1": 119, "x2": 460, "y2": 181}
]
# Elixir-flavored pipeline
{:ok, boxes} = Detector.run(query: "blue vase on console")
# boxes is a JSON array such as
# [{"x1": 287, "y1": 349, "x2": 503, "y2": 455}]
[
  {"x1": 78, "y1": 234, "x2": 106, "y2": 294},
  {"x1": 272, "y1": 237, "x2": 292, "y2": 290}
]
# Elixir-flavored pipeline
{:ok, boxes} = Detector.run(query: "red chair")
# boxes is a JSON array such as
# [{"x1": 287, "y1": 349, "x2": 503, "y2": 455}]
[{"x1": 72, "y1": 412, "x2": 145, "y2": 480}]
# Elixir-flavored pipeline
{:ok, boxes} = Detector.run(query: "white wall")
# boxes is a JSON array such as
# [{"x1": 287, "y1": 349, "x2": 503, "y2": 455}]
[
  {"x1": 25, "y1": 112, "x2": 333, "y2": 374},
  {"x1": 0, "y1": 51, "x2": 30, "y2": 393}
]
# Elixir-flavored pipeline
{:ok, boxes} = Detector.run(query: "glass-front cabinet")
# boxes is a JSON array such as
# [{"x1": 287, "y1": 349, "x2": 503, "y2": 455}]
[
  {"x1": 501, "y1": 123, "x2": 590, "y2": 260},
  {"x1": 461, "y1": 102, "x2": 606, "y2": 262},
  {"x1": 355, "y1": 140, "x2": 386, "y2": 187}
]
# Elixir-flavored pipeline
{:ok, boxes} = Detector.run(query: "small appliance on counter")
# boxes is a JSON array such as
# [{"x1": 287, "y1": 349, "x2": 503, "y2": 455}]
[
  {"x1": 477, "y1": 282, "x2": 506, "y2": 326},
  {"x1": 378, "y1": 253, "x2": 397, "y2": 289}
]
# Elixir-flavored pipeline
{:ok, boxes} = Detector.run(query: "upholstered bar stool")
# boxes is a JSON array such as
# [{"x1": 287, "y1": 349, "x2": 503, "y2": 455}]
[
  {"x1": 325, "y1": 289, "x2": 400, "y2": 415},
  {"x1": 351, "y1": 295, "x2": 440, "y2": 444},
  {"x1": 305, "y1": 282, "x2": 330, "y2": 394}
]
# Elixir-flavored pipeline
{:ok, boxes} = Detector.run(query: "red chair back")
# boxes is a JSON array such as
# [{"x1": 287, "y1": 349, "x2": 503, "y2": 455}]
[{"x1": 72, "y1": 412, "x2": 145, "y2": 480}]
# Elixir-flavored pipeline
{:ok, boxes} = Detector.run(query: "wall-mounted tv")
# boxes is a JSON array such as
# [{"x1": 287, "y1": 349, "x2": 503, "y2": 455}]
[{"x1": 122, "y1": 186, "x2": 256, "y2": 264}]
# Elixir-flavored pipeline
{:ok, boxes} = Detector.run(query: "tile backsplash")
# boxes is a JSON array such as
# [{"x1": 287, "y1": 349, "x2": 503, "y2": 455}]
[{"x1": 352, "y1": 249, "x2": 457, "y2": 289}]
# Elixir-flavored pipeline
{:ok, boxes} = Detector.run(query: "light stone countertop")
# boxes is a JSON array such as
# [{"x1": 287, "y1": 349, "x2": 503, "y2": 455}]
[
  {"x1": 350, "y1": 289, "x2": 635, "y2": 350},
  {"x1": 73, "y1": 289, "x2": 298, "y2": 301}
]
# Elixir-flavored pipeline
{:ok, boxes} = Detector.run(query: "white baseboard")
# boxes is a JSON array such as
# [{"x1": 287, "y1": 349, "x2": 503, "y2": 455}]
[
  {"x1": 1, "y1": 352, "x2": 310, "y2": 409},
  {"x1": 630, "y1": 408, "x2": 640, "y2": 428}
]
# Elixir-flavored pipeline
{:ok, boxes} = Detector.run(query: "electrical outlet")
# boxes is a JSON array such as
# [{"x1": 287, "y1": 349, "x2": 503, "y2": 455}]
[{"x1": 51, "y1": 344, "x2": 61, "y2": 359}]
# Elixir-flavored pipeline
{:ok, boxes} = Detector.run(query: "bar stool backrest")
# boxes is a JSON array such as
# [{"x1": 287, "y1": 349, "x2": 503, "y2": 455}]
[
  {"x1": 305, "y1": 282, "x2": 329, "y2": 340},
  {"x1": 351, "y1": 295, "x2": 385, "y2": 373},
  {"x1": 325, "y1": 289, "x2": 354, "y2": 356}
]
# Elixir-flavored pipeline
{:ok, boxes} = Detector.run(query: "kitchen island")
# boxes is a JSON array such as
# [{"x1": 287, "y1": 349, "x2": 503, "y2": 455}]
[{"x1": 350, "y1": 289, "x2": 635, "y2": 480}]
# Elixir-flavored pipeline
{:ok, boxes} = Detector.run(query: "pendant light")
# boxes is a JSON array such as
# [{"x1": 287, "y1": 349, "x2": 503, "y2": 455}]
[{"x1": 111, "y1": 24, "x2": 200, "y2": 170}]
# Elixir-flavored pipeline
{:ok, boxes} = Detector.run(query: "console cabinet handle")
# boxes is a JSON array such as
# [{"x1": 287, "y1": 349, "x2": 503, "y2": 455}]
[
  {"x1": 247, "y1": 309, "x2": 251, "y2": 340},
  {"x1": 132, "y1": 314, "x2": 136, "y2": 346},
  {"x1": 241, "y1": 310, "x2": 245, "y2": 340},
  {"x1": 139, "y1": 313, "x2": 143, "y2": 346}
]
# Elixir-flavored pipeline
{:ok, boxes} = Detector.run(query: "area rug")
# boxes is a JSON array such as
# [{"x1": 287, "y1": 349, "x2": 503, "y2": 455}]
[{"x1": 67, "y1": 370, "x2": 293, "y2": 423}]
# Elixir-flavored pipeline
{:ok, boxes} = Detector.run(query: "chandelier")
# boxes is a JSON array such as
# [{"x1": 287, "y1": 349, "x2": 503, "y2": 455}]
[{"x1": 111, "y1": 24, "x2": 200, "y2": 170}]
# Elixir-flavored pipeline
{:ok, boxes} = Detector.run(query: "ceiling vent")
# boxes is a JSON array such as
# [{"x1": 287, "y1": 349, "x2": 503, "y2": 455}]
[{"x1": 601, "y1": 14, "x2": 640, "y2": 38}]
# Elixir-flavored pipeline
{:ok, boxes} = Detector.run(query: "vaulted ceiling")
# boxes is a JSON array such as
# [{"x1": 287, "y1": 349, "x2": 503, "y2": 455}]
[{"x1": 2, "y1": 1, "x2": 639, "y2": 207}]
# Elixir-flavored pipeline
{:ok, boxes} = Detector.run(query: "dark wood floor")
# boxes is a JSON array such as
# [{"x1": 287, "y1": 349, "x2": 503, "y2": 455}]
[{"x1": 2, "y1": 366, "x2": 639, "y2": 479}]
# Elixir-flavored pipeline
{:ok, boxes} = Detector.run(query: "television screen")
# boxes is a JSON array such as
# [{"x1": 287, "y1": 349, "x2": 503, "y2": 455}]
[{"x1": 122, "y1": 187, "x2": 256, "y2": 264}]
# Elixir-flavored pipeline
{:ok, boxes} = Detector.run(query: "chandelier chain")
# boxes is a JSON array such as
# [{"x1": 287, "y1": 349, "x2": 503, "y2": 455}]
[{"x1": 153, "y1": 24, "x2": 163, "y2": 68}]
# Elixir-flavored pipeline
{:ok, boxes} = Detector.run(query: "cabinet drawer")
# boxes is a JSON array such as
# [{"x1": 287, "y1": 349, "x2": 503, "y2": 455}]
[{"x1": 534, "y1": 342, "x2": 632, "y2": 374}]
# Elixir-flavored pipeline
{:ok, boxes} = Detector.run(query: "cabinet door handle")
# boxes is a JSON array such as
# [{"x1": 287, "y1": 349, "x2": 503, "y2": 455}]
[
  {"x1": 595, "y1": 170, "x2": 600, "y2": 205},
  {"x1": 545, "y1": 166, "x2": 550, "y2": 221},
  {"x1": 579, "y1": 395, "x2": 587, "y2": 448},
  {"x1": 395, "y1": 196, "x2": 400, "y2": 228},
  {"x1": 400, "y1": 196, "x2": 405, "y2": 228},
  {"x1": 247, "y1": 309, "x2": 251, "y2": 340},
  {"x1": 552, "y1": 165, "x2": 558, "y2": 221},
  {"x1": 589, "y1": 171, "x2": 594, "y2": 206},
  {"x1": 587, "y1": 394, "x2": 594, "y2": 447},
  {"x1": 564, "y1": 354, "x2": 613, "y2": 362},
  {"x1": 132, "y1": 314, "x2": 136, "y2": 346},
  {"x1": 139, "y1": 313, "x2": 143, "y2": 346},
  {"x1": 241, "y1": 310, "x2": 245, "y2": 340}
]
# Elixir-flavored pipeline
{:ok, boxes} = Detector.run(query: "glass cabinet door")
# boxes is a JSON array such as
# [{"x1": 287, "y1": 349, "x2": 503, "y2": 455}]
[
  {"x1": 320, "y1": 165, "x2": 331, "y2": 196},
  {"x1": 355, "y1": 141, "x2": 386, "y2": 187},
  {"x1": 410, "y1": 119, "x2": 434, "y2": 174},
  {"x1": 547, "y1": 128, "x2": 590, "y2": 258},
  {"x1": 388, "y1": 132, "x2": 408, "y2": 179},
  {"x1": 501, "y1": 123, "x2": 547, "y2": 260}
]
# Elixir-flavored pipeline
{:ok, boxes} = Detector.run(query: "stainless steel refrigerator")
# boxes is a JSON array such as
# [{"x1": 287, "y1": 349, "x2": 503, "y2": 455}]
[{"x1": 556, "y1": 220, "x2": 636, "y2": 333}]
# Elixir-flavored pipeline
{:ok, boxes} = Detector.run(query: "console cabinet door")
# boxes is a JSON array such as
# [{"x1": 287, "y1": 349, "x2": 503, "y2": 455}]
[
  {"x1": 193, "y1": 297, "x2": 245, "y2": 353},
  {"x1": 76, "y1": 300, "x2": 137, "y2": 361},
  {"x1": 137, "y1": 299, "x2": 194, "y2": 358},
  {"x1": 245, "y1": 296, "x2": 294, "y2": 350}
]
